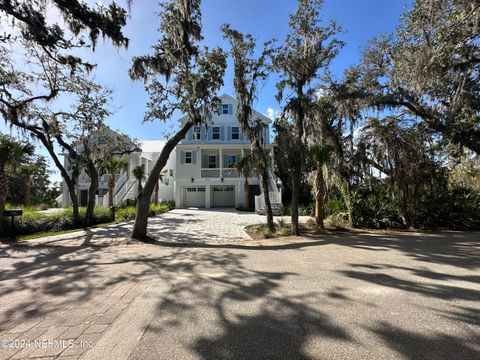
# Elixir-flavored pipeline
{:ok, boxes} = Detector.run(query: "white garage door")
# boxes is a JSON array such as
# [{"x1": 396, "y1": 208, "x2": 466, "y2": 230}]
[
  {"x1": 185, "y1": 187, "x2": 205, "y2": 207},
  {"x1": 212, "y1": 186, "x2": 235, "y2": 207}
]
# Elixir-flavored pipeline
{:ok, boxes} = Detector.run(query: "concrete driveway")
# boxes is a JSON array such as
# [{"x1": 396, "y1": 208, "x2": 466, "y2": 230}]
[{"x1": 0, "y1": 229, "x2": 479, "y2": 359}]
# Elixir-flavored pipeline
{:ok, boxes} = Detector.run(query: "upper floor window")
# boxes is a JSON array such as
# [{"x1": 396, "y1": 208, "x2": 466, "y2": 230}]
[
  {"x1": 185, "y1": 151, "x2": 192, "y2": 164},
  {"x1": 231, "y1": 126, "x2": 239, "y2": 140},
  {"x1": 193, "y1": 126, "x2": 201, "y2": 140},
  {"x1": 222, "y1": 104, "x2": 229, "y2": 114},
  {"x1": 212, "y1": 127, "x2": 220, "y2": 140}
]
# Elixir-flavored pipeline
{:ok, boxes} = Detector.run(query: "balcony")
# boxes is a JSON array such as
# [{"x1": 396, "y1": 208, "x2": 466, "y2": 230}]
[{"x1": 201, "y1": 168, "x2": 238, "y2": 178}]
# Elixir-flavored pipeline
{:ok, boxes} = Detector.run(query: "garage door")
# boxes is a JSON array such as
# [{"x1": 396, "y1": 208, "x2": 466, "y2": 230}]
[
  {"x1": 185, "y1": 187, "x2": 205, "y2": 207},
  {"x1": 212, "y1": 186, "x2": 235, "y2": 207}
]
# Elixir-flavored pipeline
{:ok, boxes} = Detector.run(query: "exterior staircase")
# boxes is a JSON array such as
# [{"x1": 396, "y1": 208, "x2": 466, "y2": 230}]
[{"x1": 254, "y1": 169, "x2": 282, "y2": 215}]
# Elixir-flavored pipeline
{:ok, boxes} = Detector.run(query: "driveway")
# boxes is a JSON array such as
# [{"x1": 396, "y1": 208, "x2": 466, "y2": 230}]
[
  {"x1": 1, "y1": 212, "x2": 479, "y2": 359},
  {"x1": 23, "y1": 208, "x2": 307, "y2": 246}
]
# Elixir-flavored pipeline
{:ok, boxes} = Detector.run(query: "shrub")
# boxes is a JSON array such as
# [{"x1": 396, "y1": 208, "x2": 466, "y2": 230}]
[
  {"x1": 352, "y1": 183, "x2": 405, "y2": 229},
  {"x1": 115, "y1": 206, "x2": 136, "y2": 222},
  {"x1": 412, "y1": 187, "x2": 480, "y2": 230}
]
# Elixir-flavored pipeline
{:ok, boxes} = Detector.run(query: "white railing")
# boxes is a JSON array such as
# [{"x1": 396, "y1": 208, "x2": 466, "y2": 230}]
[
  {"x1": 201, "y1": 168, "x2": 221, "y2": 178},
  {"x1": 115, "y1": 178, "x2": 135, "y2": 205},
  {"x1": 255, "y1": 191, "x2": 282, "y2": 215},
  {"x1": 222, "y1": 168, "x2": 238, "y2": 178},
  {"x1": 200, "y1": 168, "x2": 239, "y2": 178},
  {"x1": 114, "y1": 172, "x2": 127, "y2": 194}
]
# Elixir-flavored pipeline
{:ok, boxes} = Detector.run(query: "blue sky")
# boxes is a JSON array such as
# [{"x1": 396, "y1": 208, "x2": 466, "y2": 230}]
[{"x1": 2, "y1": 0, "x2": 412, "y2": 181}]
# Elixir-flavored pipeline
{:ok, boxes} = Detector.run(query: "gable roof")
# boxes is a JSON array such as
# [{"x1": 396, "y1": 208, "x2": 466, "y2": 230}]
[
  {"x1": 178, "y1": 94, "x2": 272, "y2": 124},
  {"x1": 137, "y1": 140, "x2": 167, "y2": 153}
]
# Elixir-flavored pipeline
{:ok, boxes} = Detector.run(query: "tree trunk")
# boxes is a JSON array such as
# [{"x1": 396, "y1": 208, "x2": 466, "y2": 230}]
[
  {"x1": 315, "y1": 164, "x2": 325, "y2": 229},
  {"x1": 65, "y1": 179, "x2": 80, "y2": 222},
  {"x1": 25, "y1": 178, "x2": 32, "y2": 207},
  {"x1": 0, "y1": 165, "x2": 7, "y2": 215},
  {"x1": 154, "y1": 180, "x2": 159, "y2": 204},
  {"x1": 108, "y1": 175, "x2": 115, "y2": 207},
  {"x1": 36, "y1": 133, "x2": 80, "y2": 223},
  {"x1": 85, "y1": 163, "x2": 99, "y2": 227},
  {"x1": 132, "y1": 121, "x2": 193, "y2": 240},
  {"x1": 243, "y1": 178, "x2": 249, "y2": 208},
  {"x1": 261, "y1": 168, "x2": 274, "y2": 231},
  {"x1": 291, "y1": 172, "x2": 300, "y2": 235}
]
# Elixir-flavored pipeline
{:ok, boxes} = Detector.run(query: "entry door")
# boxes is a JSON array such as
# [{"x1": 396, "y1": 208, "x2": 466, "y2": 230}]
[
  {"x1": 185, "y1": 187, "x2": 205, "y2": 207},
  {"x1": 212, "y1": 186, "x2": 235, "y2": 207}
]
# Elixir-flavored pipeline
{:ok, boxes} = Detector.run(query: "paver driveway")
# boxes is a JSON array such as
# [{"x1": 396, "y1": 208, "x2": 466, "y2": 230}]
[{"x1": 23, "y1": 208, "x2": 301, "y2": 246}]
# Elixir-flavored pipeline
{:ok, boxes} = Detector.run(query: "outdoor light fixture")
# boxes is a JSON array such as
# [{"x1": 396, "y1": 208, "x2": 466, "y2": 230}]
[
  {"x1": 191, "y1": 178, "x2": 194, "y2": 183},
  {"x1": 221, "y1": 177, "x2": 224, "y2": 182}
]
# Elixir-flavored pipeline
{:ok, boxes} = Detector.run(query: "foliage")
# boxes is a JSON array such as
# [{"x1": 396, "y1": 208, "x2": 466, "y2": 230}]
[
  {"x1": 273, "y1": 0, "x2": 343, "y2": 235},
  {"x1": 0, "y1": 206, "x2": 113, "y2": 237},
  {"x1": 0, "y1": 0, "x2": 128, "y2": 70},
  {"x1": 115, "y1": 206, "x2": 137, "y2": 222},
  {"x1": 0, "y1": 200, "x2": 176, "y2": 237},
  {"x1": 340, "y1": 0, "x2": 480, "y2": 154},
  {"x1": 0, "y1": 135, "x2": 35, "y2": 213},
  {"x1": 7, "y1": 154, "x2": 60, "y2": 207},
  {"x1": 222, "y1": 24, "x2": 276, "y2": 230},
  {"x1": 115, "y1": 201, "x2": 175, "y2": 223},
  {"x1": 128, "y1": 0, "x2": 227, "y2": 239},
  {"x1": 349, "y1": 181, "x2": 480, "y2": 230}
]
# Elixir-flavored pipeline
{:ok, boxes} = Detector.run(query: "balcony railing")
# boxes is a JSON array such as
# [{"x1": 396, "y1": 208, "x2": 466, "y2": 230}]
[
  {"x1": 222, "y1": 168, "x2": 238, "y2": 178},
  {"x1": 200, "y1": 168, "x2": 239, "y2": 178},
  {"x1": 201, "y1": 168, "x2": 221, "y2": 178}
]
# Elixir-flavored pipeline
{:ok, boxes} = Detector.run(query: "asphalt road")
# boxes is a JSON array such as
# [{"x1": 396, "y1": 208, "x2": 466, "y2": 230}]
[{"x1": 1, "y1": 230, "x2": 479, "y2": 359}]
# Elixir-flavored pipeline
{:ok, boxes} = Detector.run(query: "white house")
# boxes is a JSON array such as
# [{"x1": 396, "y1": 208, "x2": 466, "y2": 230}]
[
  {"x1": 58, "y1": 94, "x2": 281, "y2": 212},
  {"x1": 174, "y1": 94, "x2": 281, "y2": 210},
  {"x1": 59, "y1": 140, "x2": 176, "y2": 207}
]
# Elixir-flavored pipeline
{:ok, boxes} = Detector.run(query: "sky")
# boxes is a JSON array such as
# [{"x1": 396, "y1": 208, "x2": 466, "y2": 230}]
[{"x1": 1, "y1": 0, "x2": 413, "y2": 182}]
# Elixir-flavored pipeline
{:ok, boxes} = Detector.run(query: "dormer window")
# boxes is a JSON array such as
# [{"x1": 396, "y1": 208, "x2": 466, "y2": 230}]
[
  {"x1": 193, "y1": 126, "x2": 201, "y2": 140},
  {"x1": 212, "y1": 127, "x2": 220, "y2": 140},
  {"x1": 231, "y1": 126, "x2": 239, "y2": 140}
]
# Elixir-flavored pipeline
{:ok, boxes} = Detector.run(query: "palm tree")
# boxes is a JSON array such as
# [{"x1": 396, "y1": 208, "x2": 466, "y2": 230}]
[
  {"x1": 132, "y1": 165, "x2": 145, "y2": 195},
  {"x1": 310, "y1": 144, "x2": 334, "y2": 229},
  {"x1": 105, "y1": 157, "x2": 128, "y2": 207},
  {"x1": 154, "y1": 169, "x2": 167, "y2": 204},
  {"x1": 0, "y1": 135, "x2": 34, "y2": 214},
  {"x1": 18, "y1": 163, "x2": 40, "y2": 207}
]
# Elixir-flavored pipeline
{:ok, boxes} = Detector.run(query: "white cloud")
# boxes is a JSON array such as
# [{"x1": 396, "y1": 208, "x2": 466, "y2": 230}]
[{"x1": 265, "y1": 107, "x2": 280, "y2": 120}]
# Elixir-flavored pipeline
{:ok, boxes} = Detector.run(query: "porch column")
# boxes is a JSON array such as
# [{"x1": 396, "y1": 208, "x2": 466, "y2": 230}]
[
  {"x1": 219, "y1": 148, "x2": 223, "y2": 178},
  {"x1": 206, "y1": 185, "x2": 211, "y2": 208}
]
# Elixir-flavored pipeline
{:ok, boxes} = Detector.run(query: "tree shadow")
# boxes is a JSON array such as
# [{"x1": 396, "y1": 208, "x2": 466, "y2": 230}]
[{"x1": 369, "y1": 321, "x2": 479, "y2": 359}]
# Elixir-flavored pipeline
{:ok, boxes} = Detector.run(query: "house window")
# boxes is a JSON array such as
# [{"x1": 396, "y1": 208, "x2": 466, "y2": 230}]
[
  {"x1": 226, "y1": 155, "x2": 236, "y2": 168},
  {"x1": 185, "y1": 151, "x2": 192, "y2": 164},
  {"x1": 222, "y1": 104, "x2": 229, "y2": 114},
  {"x1": 212, "y1": 127, "x2": 220, "y2": 140},
  {"x1": 231, "y1": 126, "x2": 239, "y2": 140},
  {"x1": 169, "y1": 169, "x2": 173, "y2": 177},
  {"x1": 193, "y1": 126, "x2": 201, "y2": 140},
  {"x1": 208, "y1": 155, "x2": 217, "y2": 168}
]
